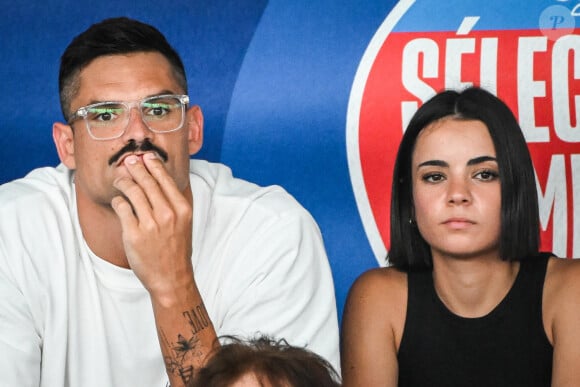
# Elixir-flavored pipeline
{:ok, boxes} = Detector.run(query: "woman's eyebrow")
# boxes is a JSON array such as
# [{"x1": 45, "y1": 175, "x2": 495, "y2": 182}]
[
  {"x1": 417, "y1": 160, "x2": 447, "y2": 168},
  {"x1": 417, "y1": 156, "x2": 497, "y2": 169},
  {"x1": 467, "y1": 155, "x2": 497, "y2": 166}
]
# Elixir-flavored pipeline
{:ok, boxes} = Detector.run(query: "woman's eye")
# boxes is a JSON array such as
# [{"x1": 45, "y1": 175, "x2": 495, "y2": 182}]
[
  {"x1": 475, "y1": 170, "x2": 499, "y2": 181},
  {"x1": 423, "y1": 173, "x2": 444, "y2": 183}
]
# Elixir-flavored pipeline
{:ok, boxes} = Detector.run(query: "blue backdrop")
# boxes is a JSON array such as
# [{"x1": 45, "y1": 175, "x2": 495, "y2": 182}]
[
  {"x1": 1, "y1": 0, "x2": 578, "y2": 322},
  {"x1": 0, "y1": 0, "x2": 391, "y2": 320}
]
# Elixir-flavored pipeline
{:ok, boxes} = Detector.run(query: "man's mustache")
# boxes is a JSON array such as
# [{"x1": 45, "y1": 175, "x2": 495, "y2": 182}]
[{"x1": 108, "y1": 140, "x2": 169, "y2": 166}]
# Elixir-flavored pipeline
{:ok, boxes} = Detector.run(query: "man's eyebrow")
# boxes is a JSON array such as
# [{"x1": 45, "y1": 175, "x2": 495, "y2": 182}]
[{"x1": 83, "y1": 90, "x2": 178, "y2": 105}]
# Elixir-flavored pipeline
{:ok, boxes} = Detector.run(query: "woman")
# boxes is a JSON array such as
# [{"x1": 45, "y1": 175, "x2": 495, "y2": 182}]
[{"x1": 341, "y1": 87, "x2": 580, "y2": 386}]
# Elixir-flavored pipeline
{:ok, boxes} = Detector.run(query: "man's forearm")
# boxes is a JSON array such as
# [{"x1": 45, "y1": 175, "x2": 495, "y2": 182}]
[{"x1": 151, "y1": 282, "x2": 218, "y2": 387}]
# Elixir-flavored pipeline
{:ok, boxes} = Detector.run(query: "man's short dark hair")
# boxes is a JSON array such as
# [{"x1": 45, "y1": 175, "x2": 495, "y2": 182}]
[
  {"x1": 190, "y1": 336, "x2": 341, "y2": 387},
  {"x1": 58, "y1": 17, "x2": 187, "y2": 120},
  {"x1": 388, "y1": 86, "x2": 540, "y2": 270}
]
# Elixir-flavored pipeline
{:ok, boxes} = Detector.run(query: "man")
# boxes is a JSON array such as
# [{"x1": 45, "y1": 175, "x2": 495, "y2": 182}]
[{"x1": 0, "y1": 17, "x2": 339, "y2": 387}]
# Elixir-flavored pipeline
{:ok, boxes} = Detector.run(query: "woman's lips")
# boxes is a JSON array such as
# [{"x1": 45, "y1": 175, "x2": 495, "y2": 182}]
[{"x1": 442, "y1": 218, "x2": 475, "y2": 229}]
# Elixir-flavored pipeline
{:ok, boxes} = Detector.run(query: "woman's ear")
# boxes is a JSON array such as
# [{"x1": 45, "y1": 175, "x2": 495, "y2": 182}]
[
  {"x1": 53, "y1": 122, "x2": 76, "y2": 169},
  {"x1": 186, "y1": 105, "x2": 204, "y2": 156}
]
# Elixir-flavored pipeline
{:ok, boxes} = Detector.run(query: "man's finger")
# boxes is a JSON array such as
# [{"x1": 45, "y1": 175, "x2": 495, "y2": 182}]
[
  {"x1": 142, "y1": 153, "x2": 190, "y2": 211},
  {"x1": 113, "y1": 174, "x2": 158, "y2": 228},
  {"x1": 120, "y1": 155, "x2": 171, "y2": 218},
  {"x1": 142, "y1": 153, "x2": 183, "y2": 199},
  {"x1": 111, "y1": 195, "x2": 139, "y2": 233}
]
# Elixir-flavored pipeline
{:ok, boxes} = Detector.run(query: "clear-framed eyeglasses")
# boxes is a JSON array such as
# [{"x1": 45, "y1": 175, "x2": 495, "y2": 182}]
[{"x1": 67, "y1": 94, "x2": 189, "y2": 140}]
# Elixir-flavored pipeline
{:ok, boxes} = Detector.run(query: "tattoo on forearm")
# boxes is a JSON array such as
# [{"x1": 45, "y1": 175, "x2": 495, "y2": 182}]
[
  {"x1": 183, "y1": 304, "x2": 210, "y2": 334},
  {"x1": 161, "y1": 330, "x2": 199, "y2": 384},
  {"x1": 161, "y1": 304, "x2": 211, "y2": 385}
]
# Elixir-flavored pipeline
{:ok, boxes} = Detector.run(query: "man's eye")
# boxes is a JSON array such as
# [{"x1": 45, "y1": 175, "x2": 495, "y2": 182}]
[
  {"x1": 88, "y1": 107, "x2": 122, "y2": 122},
  {"x1": 143, "y1": 103, "x2": 171, "y2": 117},
  {"x1": 97, "y1": 112, "x2": 113, "y2": 121}
]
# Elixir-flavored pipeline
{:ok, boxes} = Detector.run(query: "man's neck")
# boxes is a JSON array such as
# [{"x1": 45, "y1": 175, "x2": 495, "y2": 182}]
[{"x1": 76, "y1": 191, "x2": 130, "y2": 268}]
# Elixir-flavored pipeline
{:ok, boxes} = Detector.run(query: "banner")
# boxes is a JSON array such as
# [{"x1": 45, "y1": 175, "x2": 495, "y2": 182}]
[{"x1": 1, "y1": 0, "x2": 577, "y2": 319}]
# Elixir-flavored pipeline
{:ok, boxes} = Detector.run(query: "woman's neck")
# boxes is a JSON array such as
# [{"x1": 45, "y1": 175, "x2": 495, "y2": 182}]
[{"x1": 431, "y1": 252, "x2": 520, "y2": 318}]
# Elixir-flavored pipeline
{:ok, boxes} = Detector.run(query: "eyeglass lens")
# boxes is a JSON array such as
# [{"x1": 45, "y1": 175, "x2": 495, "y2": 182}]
[{"x1": 85, "y1": 95, "x2": 185, "y2": 139}]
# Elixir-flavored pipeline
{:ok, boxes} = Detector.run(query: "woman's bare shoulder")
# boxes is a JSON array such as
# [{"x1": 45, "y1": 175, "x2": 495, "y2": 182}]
[
  {"x1": 545, "y1": 256, "x2": 580, "y2": 291},
  {"x1": 349, "y1": 266, "x2": 408, "y2": 297},
  {"x1": 543, "y1": 256, "x2": 580, "y2": 383},
  {"x1": 543, "y1": 257, "x2": 580, "y2": 336},
  {"x1": 344, "y1": 266, "x2": 408, "y2": 320},
  {"x1": 341, "y1": 267, "x2": 408, "y2": 386}
]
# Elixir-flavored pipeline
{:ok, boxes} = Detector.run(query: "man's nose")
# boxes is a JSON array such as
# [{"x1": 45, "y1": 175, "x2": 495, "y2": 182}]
[{"x1": 122, "y1": 107, "x2": 151, "y2": 142}]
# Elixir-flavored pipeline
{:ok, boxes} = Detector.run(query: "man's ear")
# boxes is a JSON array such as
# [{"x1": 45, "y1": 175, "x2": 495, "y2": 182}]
[
  {"x1": 186, "y1": 105, "x2": 204, "y2": 156},
  {"x1": 53, "y1": 122, "x2": 76, "y2": 169}
]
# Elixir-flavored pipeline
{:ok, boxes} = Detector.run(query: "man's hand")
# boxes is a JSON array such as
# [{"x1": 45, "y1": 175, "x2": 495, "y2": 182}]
[
  {"x1": 110, "y1": 152, "x2": 218, "y2": 387},
  {"x1": 111, "y1": 152, "x2": 194, "y2": 303}
]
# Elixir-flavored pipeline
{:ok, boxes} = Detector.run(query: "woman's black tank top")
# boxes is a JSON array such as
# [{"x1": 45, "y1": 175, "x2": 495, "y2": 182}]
[{"x1": 397, "y1": 253, "x2": 553, "y2": 387}]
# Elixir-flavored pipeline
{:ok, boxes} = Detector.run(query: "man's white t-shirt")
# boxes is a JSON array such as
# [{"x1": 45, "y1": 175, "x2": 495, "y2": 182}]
[{"x1": 0, "y1": 160, "x2": 339, "y2": 386}]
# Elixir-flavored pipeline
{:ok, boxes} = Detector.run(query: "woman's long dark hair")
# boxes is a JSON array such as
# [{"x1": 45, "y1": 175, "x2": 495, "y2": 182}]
[{"x1": 388, "y1": 87, "x2": 540, "y2": 271}]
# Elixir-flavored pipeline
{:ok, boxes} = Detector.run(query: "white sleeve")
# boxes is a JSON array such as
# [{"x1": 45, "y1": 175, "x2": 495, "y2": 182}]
[
  {"x1": 215, "y1": 208, "x2": 340, "y2": 372},
  {"x1": 0, "y1": 239, "x2": 42, "y2": 387}
]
